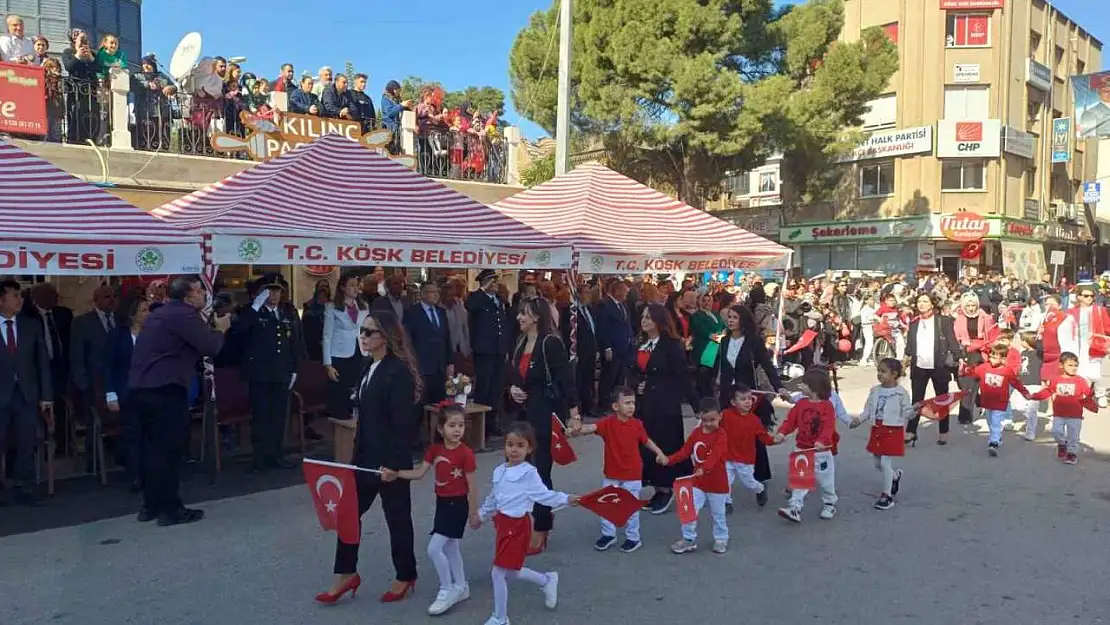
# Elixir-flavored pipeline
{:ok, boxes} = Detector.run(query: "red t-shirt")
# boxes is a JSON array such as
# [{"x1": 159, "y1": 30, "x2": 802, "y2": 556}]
[
  {"x1": 721, "y1": 407, "x2": 774, "y2": 464},
  {"x1": 423, "y1": 442, "x2": 477, "y2": 497},
  {"x1": 668, "y1": 426, "x2": 728, "y2": 493},
  {"x1": 1031, "y1": 375, "x2": 1098, "y2": 419},
  {"x1": 593, "y1": 414, "x2": 649, "y2": 480},
  {"x1": 776, "y1": 398, "x2": 836, "y2": 450},
  {"x1": 964, "y1": 363, "x2": 1030, "y2": 410}
]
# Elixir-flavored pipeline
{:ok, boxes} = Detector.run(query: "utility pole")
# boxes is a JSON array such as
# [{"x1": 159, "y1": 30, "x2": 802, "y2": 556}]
[{"x1": 555, "y1": 0, "x2": 572, "y2": 176}]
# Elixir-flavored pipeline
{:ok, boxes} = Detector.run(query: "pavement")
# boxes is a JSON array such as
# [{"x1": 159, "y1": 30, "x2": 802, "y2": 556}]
[{"x1": 3, "y1": 365, "x2": 1110, "y2": 625}]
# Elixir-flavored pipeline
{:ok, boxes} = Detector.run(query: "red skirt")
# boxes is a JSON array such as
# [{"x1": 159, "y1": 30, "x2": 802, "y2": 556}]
[
  {"x1": 493, "y1": 513, "x2": 532, "y2": 571},
  {"x1": 866, "y1": 424, "x2": 905, "y2": 457}
]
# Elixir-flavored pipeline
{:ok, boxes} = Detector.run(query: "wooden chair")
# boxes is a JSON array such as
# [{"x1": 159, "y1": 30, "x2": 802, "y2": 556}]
[
  {"x1": 95, "y1": 405, "x2": 123, "y2": 486},
  {"x1": 212, "y1": 367, "x2": 253, "y2": 472},
  {"x1": 0, "y1": 417, "x2": 55, "y2": 495},
  {"x1": 290, "y1": 361, "x2": 328, "y2": 453}
]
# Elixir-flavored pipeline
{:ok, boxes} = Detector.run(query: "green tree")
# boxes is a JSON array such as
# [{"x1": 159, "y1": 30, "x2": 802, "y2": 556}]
[
  {"x1": 400, "y1": 76, "x2": 506, "y2": 115},
  {"x1": 508, "y1": 0, "x2": 899, "y2": 208},
  {"x1": 521, "y1": 153, "x2": 557, "y2": 187},
  {"x1": 344, "y1": 61, "x2": 356, "y2": 84}
]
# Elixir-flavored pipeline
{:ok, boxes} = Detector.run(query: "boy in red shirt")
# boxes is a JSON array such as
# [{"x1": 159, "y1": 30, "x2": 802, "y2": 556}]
[
  {"x1": 1031, "y1": 352, "x2": 1098, "y2": 464},
  {"x1": 572, "y1": 385, "x2": 667, "y2": 553},
  {"x1": 774, "y1": 368, "x2": 838, "y2": 523},
  {"x1": 658, "y1": 397, "x2": 729, "y2": 554},
  {"x1": 961, "y1": 343, "x2": 1033, "y2": 457},
  {"x1": 721, "y1": 384, "x2": 774, "y2": 511}
]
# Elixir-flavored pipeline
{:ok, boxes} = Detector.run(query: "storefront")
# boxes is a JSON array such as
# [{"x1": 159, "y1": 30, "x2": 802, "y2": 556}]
[
  {"x1": 930, "y1": 212, "x2": 1093, "y2": 281},
  {"x1": 780, "y1": 217, "x2": 930, "y2": 276}
]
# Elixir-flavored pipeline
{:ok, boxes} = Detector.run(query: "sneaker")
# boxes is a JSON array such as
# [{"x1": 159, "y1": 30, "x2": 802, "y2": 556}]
[
  {"x1": 670, "y1": 538, "x2": 698, "y2": 554},
  {"x1": 756, "y1": 489, "x2": 768, "y2": 507},
  {"x1": 1023, "y1": 431, "x2": 1036, "y2": 442},
  {"x1": 619, "y1": 539, "x2": 641, "y2": 554},
  {"x1": 712, "y1": 540, "x2": 728, "y2": 554},
  {"x1": 455, "y1": 583, "x2": 470, "y2": 601},
  {"x1": 136, "y1": 507, "x2": 156, "y2": 523},
  {"x1": 891, "y1": 469, "x2": 903, "y2": 497},
  {"x1": 650, "y1": 491, "x2": 674, "y2": 515},
  {"x1": 725, "y1": 502, "x2": 734, "y2": 515},
  {"x1": 874, "y1": 495, "x2": 895, "y2": 510},
  {"x1": 777, "y1": 507, "x2": 802, "y2": 523},
  {"x1": 641, "y1": 492, "x2": 658, "y2": 511},
  {"x1": 483, "y1": 616, "x2": 509, "y2": 625},
  {"x1": 541, "y1": 572, "x2": 558, "y2": 609},
  {"x1": 428, "y1": 587, "x2": 462, "y2": 616},
  {"x1": 594, "y1": 535, "x2": 616, "y2": 551},
  {"x1": 1064, "y1": 453, "x2": 1078, "y2": 465},
  {"x1": 819, "y1": 504, "x2": 836, "y2": 520},
  {"x1": 988, "y1": 442, "x2": 999, "y2": 457},
  {"x1": 1057, "y1": 444, "x2": 1068, "y2": 460}
]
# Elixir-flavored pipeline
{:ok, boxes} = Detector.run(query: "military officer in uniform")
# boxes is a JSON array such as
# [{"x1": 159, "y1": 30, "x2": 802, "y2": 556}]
[
  {"x1": 228, "y1": 273, "x2": 302, "y2": 471},
  {"x1": 467, "y1": 269, "x2": 509, "y2": 436}
]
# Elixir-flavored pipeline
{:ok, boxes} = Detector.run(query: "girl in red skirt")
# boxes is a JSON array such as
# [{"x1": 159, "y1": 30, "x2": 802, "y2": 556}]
[
  {"x1": 858, "y1": 358, "x2": 914, "y2": 511},
  {"x1": 477, "y1": 422, "x2": 580, "y2": 625}
]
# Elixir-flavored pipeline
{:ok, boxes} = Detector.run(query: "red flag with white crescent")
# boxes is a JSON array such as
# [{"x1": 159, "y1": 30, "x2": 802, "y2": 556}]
[
  {"x1": 550, "y1": 414, "x2": 577, "y2": 465},
  {"x1": 302, "y1": 459, "x2": 360, "y2": 544},
  {"x1": 577, "y1": 485, "x2": 641, "y2": 527},
  {"x1": 788, "y1": 449, "x2": 816, "y2": 491},
  {"x1": 783, "y1": 329, "x2": 818, "y2": 355},
  {"x1": 966, "y1": 325, "x2": 1001, "y2": 354},
  {"x1": 918, "y1": 391, "x2": 967, "y2": 420},
  {"x1": 673, "y1": 475, "x2": 698, "y2": 525}
]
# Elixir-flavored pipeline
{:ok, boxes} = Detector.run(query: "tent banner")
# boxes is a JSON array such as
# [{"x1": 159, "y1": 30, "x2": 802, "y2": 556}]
[
  {"x1": 0, "y1": 242, "x2": 202, "y2": 276},
  {"x1": 579, "y1": 251, "x2": 790, "y2": 274},
  {"x1": 210, "y1": 235, "x2": 573, "y2": 269}
]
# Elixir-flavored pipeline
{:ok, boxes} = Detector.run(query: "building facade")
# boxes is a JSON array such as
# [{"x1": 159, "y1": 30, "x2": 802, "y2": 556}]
[{"x1": 2, "y1": 0, "x2": 142, "y2": 63}]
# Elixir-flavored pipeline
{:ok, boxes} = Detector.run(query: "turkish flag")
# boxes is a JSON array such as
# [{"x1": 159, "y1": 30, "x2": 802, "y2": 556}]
[
  {"x1": 783, "y1": 329, "x2": 818, "y2": 355},
  {"x1": 919, "y1": 391, "x2": 968, "y2": 420},
  {"x1": 788, "y1": 449, "x2": 816, "y2": 491},
  {"x1": 577, "y1": 485, "x2": 641, "y2": 527},
  {"x1": 966, "y1": 325, "x2": 1001, "y2": 354},
  {"x1": 550, "y1": 414, "x2": 577, "y2": 465},
  {"x1": 302, "y1": 459, "x2": 360, "y2": 544},
  {"x1": 673, "y1": 475, "x2": 698, "y2": 525}
]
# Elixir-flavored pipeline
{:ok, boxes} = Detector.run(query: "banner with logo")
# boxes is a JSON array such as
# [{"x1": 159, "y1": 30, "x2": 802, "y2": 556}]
[
  {"x1": 937, "y1": 120, "x2": 1001, "y2": 158},
  {"x1": 0, "y1": 242, "x2": 202, "y2": 276},
  {"x1": 1000, "y1": 241, "x2": 1046, "y2": 283},
  {"x1": 842, "y1": 126, "x2": 933, "y2": 162},
  {"x1": 210, "y1": 235, "x2": 572, "y2": 269},
  {"x1": 940, "y1": 0, "x2": 1004, "y2": 8},
  {"x1": 1071, "y1": 71, "x2": 1110, "y2": 139},
  {"x1": 1051, "y1": 118, "x2": 1072, "y2": 162},
  {"x1": 0, "y1": 62, "x2": 48, "y2": 136},
  {"x1": 579, "y1": 251, "x2": 789, "y2": 275}
]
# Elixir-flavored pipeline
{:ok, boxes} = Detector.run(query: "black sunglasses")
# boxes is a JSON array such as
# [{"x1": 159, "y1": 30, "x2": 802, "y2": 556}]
[{"x1": 360, "y1": 327, "x2": 382, "y2": 337}]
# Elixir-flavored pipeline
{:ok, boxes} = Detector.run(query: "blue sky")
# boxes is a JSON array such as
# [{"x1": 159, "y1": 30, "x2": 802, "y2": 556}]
[{"x1": 142, "y1": 0, "x2": 1108, "y2": 142}]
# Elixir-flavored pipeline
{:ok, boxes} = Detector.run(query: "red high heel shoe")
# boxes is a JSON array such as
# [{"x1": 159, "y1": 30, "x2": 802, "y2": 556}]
[
  {"x1": 380, "y1": 580, "x2": 415, "y2": 603},
  {"x1": 315, "y1": 574, "x2": 361, "y2": 604},
  {"x1": 527, "y1": 533, "x2": 549, "y2": 556}
]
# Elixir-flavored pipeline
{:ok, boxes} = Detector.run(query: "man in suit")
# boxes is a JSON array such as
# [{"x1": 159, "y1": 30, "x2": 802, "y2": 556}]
[
  {"x1": 467, "y1": 269, "x2": 509, "y2": 436},
  {"x1": 70, "y1": 284, "x2": 116, "y2": 470},
  {"x1": 404, "y1": 282, "x2": 454, "y2": 409},
  {"x1": 573, "y1": 285, "x2": 600, "y2": 417},
  {"x1": 372, "y1": 273, "x2": 409, "y2": 321},
  {"x1": 227, "y1": 274, "x2": 302, "y2": 471},
  {"x1": 597, "y1": 278, "x2": 636, "y2": 409},
  {"x1": 0, "y1": 279, "x2": 53, "y2": 505},
  {"x1": 24, "y1": 283, "x2": 73, "y2": 448}
]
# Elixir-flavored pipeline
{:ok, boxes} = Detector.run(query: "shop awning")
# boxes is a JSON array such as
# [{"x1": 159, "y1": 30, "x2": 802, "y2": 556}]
[
  {"x1": 151, "y1": 134, "x2": 571, "y2": 269},
  {"x1": 492, "y1": 162, "x2": 790, "y2": 274},
  {"x1": 0, "y1": 141, "x2": 202, "y2": 275}
]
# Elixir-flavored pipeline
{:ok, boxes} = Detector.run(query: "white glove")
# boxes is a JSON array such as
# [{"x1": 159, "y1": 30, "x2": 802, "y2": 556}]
[
  {"x1": 288, "y1": 373, "x2": 297, "y2": 390},
  {"x1": 251, "y1": 289, "x2": 270, "y2": 312}
]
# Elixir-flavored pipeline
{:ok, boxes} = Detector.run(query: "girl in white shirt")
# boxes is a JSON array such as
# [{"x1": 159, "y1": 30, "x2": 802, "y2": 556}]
[
  {"x1": 859, "y1": 294, "x2": 878, "y2": 366},
  {"x1": 856, "y1": 358, "x2": 915, "y2": 511},
  {"x1": 477, "y1": 422, "x2": 579, "y2": 625}
]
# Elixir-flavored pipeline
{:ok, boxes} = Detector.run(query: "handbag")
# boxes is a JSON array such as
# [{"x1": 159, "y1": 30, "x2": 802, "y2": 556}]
[{"x1": 699, "y1": 339, "x2": 720, "y2": 369}]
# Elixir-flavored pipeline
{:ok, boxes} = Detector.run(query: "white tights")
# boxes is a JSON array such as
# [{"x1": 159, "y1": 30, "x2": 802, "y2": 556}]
[
  {"x1": 873, "y1": 454, "x2": 895, "y2": 496},
  {"x1": 491, "y1": 565, "x2": 549, "y2": 620},
  {"x1": 427, "y1": 534, "x2": 467, "y2": 591}
]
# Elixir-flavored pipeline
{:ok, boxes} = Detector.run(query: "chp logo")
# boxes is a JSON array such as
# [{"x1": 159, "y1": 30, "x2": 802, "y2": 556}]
[
  {"x1": 134, "y1": 247, "x2": 165, "y2": 273},
  {"x1": 237, "y1": 237, "x2": 263, "y2": 262},
  {"x1": 939, "y1": 211, "x2": 990, "y2": 242},
  {"x1": 955, "y1": 121, "x2": 984, "y2": 152}
]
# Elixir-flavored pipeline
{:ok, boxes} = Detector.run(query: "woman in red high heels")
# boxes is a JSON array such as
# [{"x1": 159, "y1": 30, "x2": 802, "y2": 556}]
[{"x1": 316, "y1": 311, "x2": 422, "y2": 604}]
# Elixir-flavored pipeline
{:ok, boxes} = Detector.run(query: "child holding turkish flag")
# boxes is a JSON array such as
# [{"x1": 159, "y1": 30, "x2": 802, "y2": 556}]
[
  {"x1": 571, "y1": 385, "x2": 668, "y2": 554},
  {"x1": 657, "y1": 397, "x2": 730, "y2": 555},
  {"x1": 857, "y1": 359, "x2": 913, "y2": 511},
  {"x1": 720, "y1": 384, "x2": 776, "y2": 512},
  {"x1": 1029, "y1": 352, "x2": 1099, "y2": 464},
  {"x1": 774, "y1": 368, "x2": 839, "y2": 523},
  {"x1": 960, "y1": 343, "x2": 1033, "y2": 457}
]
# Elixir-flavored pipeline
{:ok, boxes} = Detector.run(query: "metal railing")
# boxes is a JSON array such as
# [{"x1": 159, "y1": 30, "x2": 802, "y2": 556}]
[
  {"x1": 415, "y1": 128, "x2": 507, "y2": 184},
  {"x1": 39, "y1": 77, "x2": 111, "y2": 147}
]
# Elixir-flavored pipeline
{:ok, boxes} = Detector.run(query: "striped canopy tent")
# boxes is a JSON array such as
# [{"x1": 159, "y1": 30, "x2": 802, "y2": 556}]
[
  {"x1": 151, "y1": 134, "x2": 571, "y2": 270},
  {"x1": 0, "y1": 141, "x2": 202, "y2": 275},
  {"x1": 493, "y1": 162, "x2": 790, "y2": 275}
]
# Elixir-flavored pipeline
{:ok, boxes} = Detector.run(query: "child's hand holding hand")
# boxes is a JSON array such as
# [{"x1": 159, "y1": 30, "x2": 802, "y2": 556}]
[
  {"x1": 380, "y1": 467, "x2": 398, "y2": 482},
  {"x1": 849, "y1": 417, "x2": 861, "y2": 429},
  {"x1": 693, "y1": 468, "x2": 704, "y2": 478},
  {"x1": 773, "y1": 432, "x2": 785, "y2": 444},
  {"x1": 567, "y1": 496, "x2": 581, "y2": 507},
  {"x1": 655, "y1": 453, "x2": 669, "y2": 466}
]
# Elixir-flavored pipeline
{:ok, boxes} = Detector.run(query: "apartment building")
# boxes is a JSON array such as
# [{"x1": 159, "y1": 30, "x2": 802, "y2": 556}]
[{"x1": 2, "y1": 0, "x2": 142, "y2": 63}]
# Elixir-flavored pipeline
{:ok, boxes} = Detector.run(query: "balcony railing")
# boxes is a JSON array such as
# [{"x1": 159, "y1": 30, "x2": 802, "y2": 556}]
[
  {"x1": 415, "y1": 128, "x2": 508, "y2": 184},
  {"x1": 39, "y1": 77, "x2": 112, "y2": 147}
]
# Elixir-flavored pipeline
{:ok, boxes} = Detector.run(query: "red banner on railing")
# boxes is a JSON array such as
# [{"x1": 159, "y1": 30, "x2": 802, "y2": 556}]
[{"x1": 0, "y1": 61, "x2": 48, "y2": 136}]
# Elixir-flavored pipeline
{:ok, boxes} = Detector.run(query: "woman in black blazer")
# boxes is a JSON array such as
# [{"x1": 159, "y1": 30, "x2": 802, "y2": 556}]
[
  {"x1": 317, "y1": 310, "x2": 421, "y2": 605},
  {"x1": 104, "y1": 297, "x2": 153, "y2": 491},
  {"x1": 903, "y1": 293, "x2": 963, "y2": 446},
  {"x1": 633, "y1": 304, "x2": 698, "y2": 515},
  {"x1": 716, "y1": 304, "x2": 788, "y2": 482},
  {"x1": 509, "y1": 297, "x2": 580, "y2": 553}
]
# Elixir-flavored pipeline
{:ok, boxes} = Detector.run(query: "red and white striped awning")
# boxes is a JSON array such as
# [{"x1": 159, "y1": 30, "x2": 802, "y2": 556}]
[
  {"x1": 0, "y1": 141, "x2": 202, "y2": 275},
  {"x1": 493, "y1": 162, "x2": 790, "y2": 274},
  {"x1": 152, "y1": 134, "x2": 571, "y2": 269}
]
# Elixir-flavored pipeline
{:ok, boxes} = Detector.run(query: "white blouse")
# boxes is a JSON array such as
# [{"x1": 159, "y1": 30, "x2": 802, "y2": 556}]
[
  {"x1": 478, "y1": 462, "x2": 570, "y2": 520},
  {"x1": 726, "y1": 335, "x2": 744, "y2": 366}
]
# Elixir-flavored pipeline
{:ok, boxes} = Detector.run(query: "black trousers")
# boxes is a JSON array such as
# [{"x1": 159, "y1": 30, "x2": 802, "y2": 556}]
[
  {"x1": 908, "y1": 366, "x2": 951, "y2": 435},
  {"x1": 422, "y1": 373, "x2": 447, "y2": 405},
  {"x1": 695, "y1": 365, "x2": 716, "y2": 400},
  {"x1": 119, "y1": 398, "x2": 143, "y2": 485},
  {"x1": 473, "y1": 354, "x2": 505, "y2": 431},
  {"x1": 333, "y1": 473, "x2": 417, "y2": 581},
  {"x1": 249, "y1": 381, "x2": 288, "y2": 464},
  {"x1": 134, "y1": 385, "x2": 189, "y2": 515},
  {"x1": 527, "y1": 407, "x2": 556, "y2": 532},
  {"x1": 576, "y1": 350, "x2": 597, "y2": 415},
  {"x1": 0, "y1": 388, "x2": 37, "y2": 485},
  {"x1": 957, "y1": 374, "x2": 980, "y2": 424},
  {"x1": 597, "y1": 354, "x2": 629, "y2": 413}
]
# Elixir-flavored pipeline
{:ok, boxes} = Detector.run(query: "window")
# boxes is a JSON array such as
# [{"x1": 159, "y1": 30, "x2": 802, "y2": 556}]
[
  {"x1": 946, "y1": 14, "x2": 991, "y2": 48},
  {"x1": 1027, "y1": 93, "x2": 1043, "y2": 128},
  {"x1": 1029, "y1": 32, "x2": 1041, "y2": 59},
  {"x1": 859, "y1": 161, "x2": 895, "y2": 198},
  {"x1": 1077, "y1": 60, "x2": 1086, "y2": 75},
  {"x1": 726, "y1": 172, "x2": 751, "y2": 196},
  {"x1": 942, "y1": 161, "x2": 986, "y2": 191},
  {"x1": 882, "y1": 23, "x2": 899, "y2": 45},
  {"x1": 758, "y1": 172, "x2": 777, "y2": 193},
  {"x1": 944, "y1": 86, "x2": 990, "y2": 119},
  {"x1": 861, "y1": 94, "x2": 897, "y2": 130},
  {"x1": 1055, "y1": 46, "x2": 1065, "y2": 73}
]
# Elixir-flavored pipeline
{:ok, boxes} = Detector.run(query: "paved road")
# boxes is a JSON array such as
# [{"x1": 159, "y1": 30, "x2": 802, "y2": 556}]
[{"x1": 4, "y1": 365, "x2": 1110, "y2": 625}]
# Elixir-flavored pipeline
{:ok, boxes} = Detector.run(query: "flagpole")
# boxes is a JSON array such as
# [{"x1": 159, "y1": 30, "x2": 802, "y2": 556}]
[{"x1": 303, "y1": 458, "x2": 382, "y2": 474}]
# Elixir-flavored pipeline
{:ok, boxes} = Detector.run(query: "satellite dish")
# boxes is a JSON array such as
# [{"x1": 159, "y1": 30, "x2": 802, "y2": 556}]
[
  {"x1": 227, "y1": 56, "x2": 247, "y2": 64},
  {"x1": 169, "y1": 32, "x2": 202, "y2": 81}
]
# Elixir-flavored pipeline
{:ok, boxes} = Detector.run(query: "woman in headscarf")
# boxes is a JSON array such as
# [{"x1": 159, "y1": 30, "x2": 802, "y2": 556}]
[{"x1": 952, "y1": 291, "x2": 996, "y2": 426}]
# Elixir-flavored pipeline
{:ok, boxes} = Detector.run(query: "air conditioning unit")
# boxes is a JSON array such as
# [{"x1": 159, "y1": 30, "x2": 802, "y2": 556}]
[
  {"x1": 1048, "y1": 200, "x2": 1064, "y2": 218},
  {"x1": 1065, "y1": 202, "x2": 1079, "y2": 221}
]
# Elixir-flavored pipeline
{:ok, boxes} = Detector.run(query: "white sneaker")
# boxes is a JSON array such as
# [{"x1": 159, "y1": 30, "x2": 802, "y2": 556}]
[
  {"x1": 819, "y1": 504, "x2": 836, "y2": 520},
  {"x1": 777, "y1": 506, "x2": 802, "y2": 523},
  {"x1": 483, "y1": 616, "x2": 509, "y2": 625},
  {"x1": 1023, "y1": 431, "x2": 1036, "y2": 441},
  {"x1": 542, "y1": 572, "x2": 558, "y2": 609},
  {"x1": 455, "y1": 583, "x2": 470, "y2": 601},
  {"x1": 428, "y1": 587, "x2": 462, "y2": 616},
  {"x1": 712, "y1": 540, "x2": 728, "y2": 554}
]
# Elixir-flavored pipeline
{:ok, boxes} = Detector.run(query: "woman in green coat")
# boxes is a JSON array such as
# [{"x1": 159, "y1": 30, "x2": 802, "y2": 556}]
[{"x1": 691, "y1": 292, "x2": 725, "y2": 398}]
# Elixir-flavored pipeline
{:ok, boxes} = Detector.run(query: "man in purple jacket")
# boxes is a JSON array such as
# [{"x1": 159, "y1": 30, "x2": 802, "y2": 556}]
[{"x1": 129, "y1": 275, "x2": 228, "y2": 527}]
